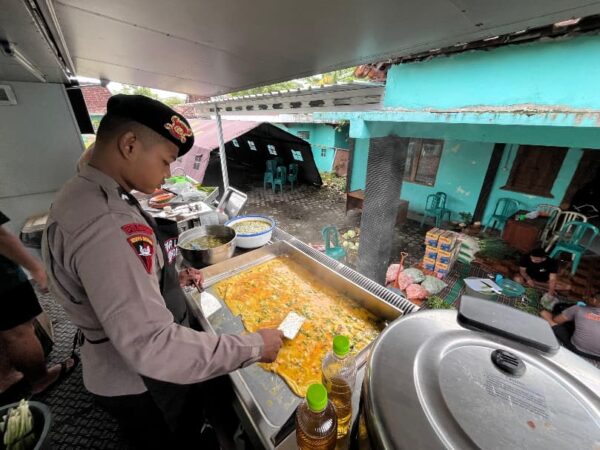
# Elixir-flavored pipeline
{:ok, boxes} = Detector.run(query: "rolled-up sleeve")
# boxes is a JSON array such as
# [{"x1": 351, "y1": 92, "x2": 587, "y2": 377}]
[{"x1": 73, "y1": 213, "x2": 263, "y2": 384}]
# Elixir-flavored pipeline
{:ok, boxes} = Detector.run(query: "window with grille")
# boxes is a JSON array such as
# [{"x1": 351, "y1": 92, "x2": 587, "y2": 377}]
[
  {"x1": 247, "y1": 140, "x2": 257, "y2": 151},
  {"x1": 404, "y1": 139, "x2": 444, "y2": 186},
  {"x1": 193, "y1": 154, "x2": 202, "y2": 170},
  {"x1": 502, "y1": 145, "x2": 567, "y2": 197},
  {"x1": 267, "y1": 144, "x2": 277, "y2": 155},
  {"x1": 291, "y1": 149, "x2": 304, "y2": 161},
  {"x1": 297, "y1": 131, "x2": 310, "y2": 140},
  {"x1": 321, "y1": 148, "x2": 327, "y2": 157}
]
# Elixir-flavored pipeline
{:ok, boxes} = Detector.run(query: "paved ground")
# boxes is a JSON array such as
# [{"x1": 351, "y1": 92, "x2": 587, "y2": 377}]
[{"x1": 203, "y1": 157, "x2": 427, "y2": 268}]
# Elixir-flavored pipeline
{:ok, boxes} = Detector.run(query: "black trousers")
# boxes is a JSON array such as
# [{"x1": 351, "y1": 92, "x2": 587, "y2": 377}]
[
  {"x1": 552, "y1": 322, "x2": 600, "y2": 361},
  {"x1": 93, "y1": 376, "x2": 239, "y2": 449}
]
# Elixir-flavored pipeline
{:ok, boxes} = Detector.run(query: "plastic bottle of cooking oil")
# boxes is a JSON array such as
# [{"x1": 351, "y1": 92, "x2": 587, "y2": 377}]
[
  {"x1": 321, "y1": 335, "x2": 357, "y2": 438},
  {"x1": 296, "y1": 383, "x2": 338, "y2": 450}
]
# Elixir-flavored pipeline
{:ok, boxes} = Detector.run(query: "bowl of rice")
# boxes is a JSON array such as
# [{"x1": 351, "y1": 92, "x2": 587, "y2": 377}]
[{"x1": 224, "y1": 215, "x2": 275, "y2": 249}]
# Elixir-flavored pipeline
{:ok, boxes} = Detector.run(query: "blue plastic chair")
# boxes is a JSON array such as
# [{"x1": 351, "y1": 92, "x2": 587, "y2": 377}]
[
  {"x1": 420, "y1": 192, "x2": 451, "y2": 228},
  {"x1": 266, "y1": 159, "x2": 278, "y2": 174},
  {"x1": 484, "y1": 198, "x2": 520, "y2": 232},
  {"x1": 322, "y1": 225, "x2": 346, "y2": 261},
  {"x1": 288, "y1": 163, "x2": 299, "y2": 191},
  {"x1": 273, "y1": 166, "x2": 287, "y2": 194},
  {"x1": 263, "y1": 160, "x2": 277, "y2": 191},
  {"x1": 549, "y1": 221, "x2": 599, "y2": 275}
]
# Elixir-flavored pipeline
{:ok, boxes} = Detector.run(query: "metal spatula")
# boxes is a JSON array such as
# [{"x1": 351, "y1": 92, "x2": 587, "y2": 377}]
[{"x1": 278, "y1": 312, "x2": 306, "y2": 340}]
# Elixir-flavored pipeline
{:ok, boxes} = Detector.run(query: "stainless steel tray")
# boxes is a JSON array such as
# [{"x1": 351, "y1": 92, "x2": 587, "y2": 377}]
[{"x1": 187, "y1": 241, "x2": 403, "y2": 448}]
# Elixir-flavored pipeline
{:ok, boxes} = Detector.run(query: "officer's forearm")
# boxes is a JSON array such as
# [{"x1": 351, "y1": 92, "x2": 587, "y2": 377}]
[{"x1": 0, "y1": 226, "x2": 44, "y2": 273}]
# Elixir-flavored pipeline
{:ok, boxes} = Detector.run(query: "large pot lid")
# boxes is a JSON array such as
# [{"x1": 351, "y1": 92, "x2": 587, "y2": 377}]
[{"x1": 363, "y1": 296, "x2": 600, "y2": 449}]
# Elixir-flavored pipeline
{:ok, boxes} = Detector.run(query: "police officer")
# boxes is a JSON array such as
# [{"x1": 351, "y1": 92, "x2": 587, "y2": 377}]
[{"x1": 43, "y1": 95, "x2": 284, "y2": 448}]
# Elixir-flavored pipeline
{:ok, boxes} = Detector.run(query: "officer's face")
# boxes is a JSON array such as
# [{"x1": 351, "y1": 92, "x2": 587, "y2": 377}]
[{"x1": 130, "y1": 137, "x2": 179, "y2": 194}]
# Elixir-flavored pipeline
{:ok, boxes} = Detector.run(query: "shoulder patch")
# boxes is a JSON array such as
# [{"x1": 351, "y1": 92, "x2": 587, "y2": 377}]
[
  {"x1": 126, "y1": 234, "x2": 154, "y2": 274},
  {"x1": 121, "y1": 223, "x2": 153, "y2": 236}
]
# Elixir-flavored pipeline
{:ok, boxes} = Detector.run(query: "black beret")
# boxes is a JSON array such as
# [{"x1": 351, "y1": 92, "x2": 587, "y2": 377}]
[{"x1": 106, "y1": 94, "x2": 194, "y2": 156}]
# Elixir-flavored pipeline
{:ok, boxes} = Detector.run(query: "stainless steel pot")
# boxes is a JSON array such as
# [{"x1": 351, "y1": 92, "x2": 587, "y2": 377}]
[
  {"x1": 362, "y1": 295, "x2": 600, "y2": 449},
  {"x1": 178, "y1": 225, "x2": 236, "y2": 267}
]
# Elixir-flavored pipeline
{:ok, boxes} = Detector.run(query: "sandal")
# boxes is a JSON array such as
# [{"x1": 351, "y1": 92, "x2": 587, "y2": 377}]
[{"x1": 32, "y1": 353, "x2": 80, "y2": 399}]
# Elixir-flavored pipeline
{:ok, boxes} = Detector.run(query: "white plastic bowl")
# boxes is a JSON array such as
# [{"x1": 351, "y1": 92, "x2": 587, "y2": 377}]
[{"x1": 224, "y1": 215, "x2": 275, "y2": 249}]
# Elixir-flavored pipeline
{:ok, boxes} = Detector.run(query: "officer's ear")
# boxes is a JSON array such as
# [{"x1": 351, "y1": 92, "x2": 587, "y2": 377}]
[{"x1": 116, "y1": 130, "x2": 140, "y2": 160}]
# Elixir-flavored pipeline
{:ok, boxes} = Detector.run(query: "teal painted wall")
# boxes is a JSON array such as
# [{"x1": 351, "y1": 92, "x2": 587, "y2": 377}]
[
  {"x1": 349, "y1": 137, "x2": 493, "y2": 219},
  {"x1": 281, "y1": 123, "x2": 346, "y2": 172},
  {"x1": 403, "y1": 140, "x2": 493, "y2": 220},
  {"x1": 350, "y1": 138, "x2": 369, "y2": 192},
  {"x1": 349, "y1": 137, "x2": 584, "y2": 225},
  {"x1": 385, "y1": 35, "x2": 600, "y2": 111},
  {"x1": 482, "y1": 146, "x2": 584, "y2": 224},
  {"x1": 334, "y1": 124, "x2": 350, "y2": 151}
]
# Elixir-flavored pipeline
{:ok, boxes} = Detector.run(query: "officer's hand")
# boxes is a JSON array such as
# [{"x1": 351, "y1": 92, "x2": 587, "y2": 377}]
[
  {"x1": 257, "y1": 329, "x2": 284, "y2": 363},
  {"x1": 179, "y1": 268, "x2": 204, "y2": 288}
]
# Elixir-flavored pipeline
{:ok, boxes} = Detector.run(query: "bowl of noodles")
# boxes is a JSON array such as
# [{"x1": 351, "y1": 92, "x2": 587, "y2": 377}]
[
  {"x1": 178, "y1": 225, "x2": 236, "y2": 267},
  {"x1": 224, "y1": 215, "x2": 275, "y2": 249}
]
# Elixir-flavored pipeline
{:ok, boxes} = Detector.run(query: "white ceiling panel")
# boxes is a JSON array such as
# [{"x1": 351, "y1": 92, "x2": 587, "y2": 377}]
[
  {"x1": 5, "y1": 0, "x2": 600, "y2": 94},
  {"x1": 0, "y1": 0, "x2": 68, "y2": 83}
]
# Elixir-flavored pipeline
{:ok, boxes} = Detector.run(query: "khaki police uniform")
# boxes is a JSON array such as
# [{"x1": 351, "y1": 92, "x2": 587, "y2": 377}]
[
  {"x1": 44, "y1": 164, "x2": 263, "y2": 397},
  {"x1": 42, "y1": 95, "x2": 263, "y2": 447}
]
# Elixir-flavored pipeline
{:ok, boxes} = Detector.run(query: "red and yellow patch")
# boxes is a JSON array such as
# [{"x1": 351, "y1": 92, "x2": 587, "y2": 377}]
[
  {"x1": 126, "y1": 235, "x2": 155, "y2": 274},
  {"x1": 164, "y1": 116, "x2": 192, "y2": 144},
  {"x1": 121, "y1": 223, "x2": 153, "y2": 236}
]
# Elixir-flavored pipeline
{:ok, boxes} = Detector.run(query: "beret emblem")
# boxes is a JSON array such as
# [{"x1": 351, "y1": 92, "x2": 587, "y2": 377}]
[{"x1": 164, "y1": 115, "x2": 192, "y2": 144}]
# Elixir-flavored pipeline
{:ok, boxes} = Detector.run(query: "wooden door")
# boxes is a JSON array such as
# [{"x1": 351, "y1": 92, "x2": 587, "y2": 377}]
[{"x1": 561, "y1": 150, "x2": 600, "y2": 209}]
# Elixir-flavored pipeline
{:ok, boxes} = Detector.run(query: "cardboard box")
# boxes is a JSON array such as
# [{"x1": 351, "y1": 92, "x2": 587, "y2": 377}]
[
  {"x1": 437, "y1": 231, "x2": 458, "y2": 251},
  {"x1": 423, "y1": 257, "x2": 437, "y2": 271},
  {"x1": 424, "y1": 245, "x2": 439, "y2": 260},
  {"x1": 434, "y1": 267, "x2": 450, "y2": 278},
  {"x1": 425, "y1": 228, "x2": 442, "y2": 247},
  {"x1": 437, "y1": 249, "x2": 455, "y2": 264},
  {"x1": 434, "y1": 260, "x2": 451, "y2": 272}
]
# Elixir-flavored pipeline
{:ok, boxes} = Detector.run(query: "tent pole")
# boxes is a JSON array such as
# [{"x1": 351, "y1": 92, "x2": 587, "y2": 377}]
[{"x1": 215, "y1": 104, "x2": 230, "y2": 191}]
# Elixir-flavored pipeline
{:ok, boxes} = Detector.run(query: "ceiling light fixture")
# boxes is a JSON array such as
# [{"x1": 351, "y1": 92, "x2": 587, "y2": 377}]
[{"x1": 0, "y1": 41, "x2": 47, "y2": 82}]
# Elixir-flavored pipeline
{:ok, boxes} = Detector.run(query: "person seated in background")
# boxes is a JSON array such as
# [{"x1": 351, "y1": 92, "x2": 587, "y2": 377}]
[
  {"x1": 514, "y1": 248, "x2": 570, "y2": 297},
  {"x1": 540, "y1": 291, "x2": 600, "y2": 360}
]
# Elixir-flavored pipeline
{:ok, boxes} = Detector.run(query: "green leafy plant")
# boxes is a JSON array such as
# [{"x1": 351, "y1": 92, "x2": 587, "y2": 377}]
[
  {"x1": 426, "y1": 296, "x2": 454, "y2": 310},
  {"x1": 320, "y1": 172, "x2": 346, "y2": 193},
  {"x1": 458, "y1": 212, "x2": 473, "y2": 225}
]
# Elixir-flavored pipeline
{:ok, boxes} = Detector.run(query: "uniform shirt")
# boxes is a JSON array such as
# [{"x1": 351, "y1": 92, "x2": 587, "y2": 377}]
[
  {"x1": 519, "y1": 255, "x2": 558, "y2": 282},
  {"x1": 562, "y1": 305, "x2": 600, "y2": 357},
  {"x1": 43, "y1": 165, "x2": 263, "y2": 397},
  {"x1": 0, "y1": 211, "x2": 28, "y2": 294}
]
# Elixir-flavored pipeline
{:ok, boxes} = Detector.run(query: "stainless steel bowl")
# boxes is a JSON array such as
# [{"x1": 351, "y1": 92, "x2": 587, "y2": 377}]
[{"x1": 178, "y1": 225, "x2": 236, "y2": 268}]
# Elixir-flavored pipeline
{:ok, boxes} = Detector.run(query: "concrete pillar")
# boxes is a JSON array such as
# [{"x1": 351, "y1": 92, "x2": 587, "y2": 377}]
[{"x1": 357, "y1": 136, "x2": 408, "y2": 284}]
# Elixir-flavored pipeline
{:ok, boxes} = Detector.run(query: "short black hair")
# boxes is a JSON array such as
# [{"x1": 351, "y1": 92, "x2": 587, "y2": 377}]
[
  {"x1": 530, "y1": 248, "x2": 547, "y2": 258},
  {"x1": 96, "y1": 114, "x2": 161, "y2": 146}
]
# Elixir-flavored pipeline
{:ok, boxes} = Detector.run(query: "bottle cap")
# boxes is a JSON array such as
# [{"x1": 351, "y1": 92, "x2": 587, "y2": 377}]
[
  {"x1": 306, "y1": 383, "x2": 328, "y2": 412},
  {"x1": 333, "y1": 335, "x2": 350, "y2": 357}
]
